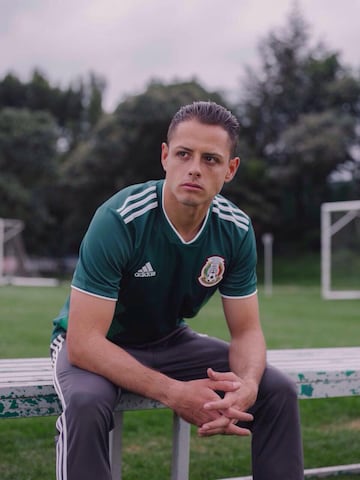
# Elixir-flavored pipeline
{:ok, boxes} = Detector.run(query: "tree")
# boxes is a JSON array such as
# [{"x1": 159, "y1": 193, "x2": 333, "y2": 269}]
[
  {"x1": 0, "y1": 69, "x2": 106, "y2": 153},
  {"x1": 239, "y1": 8, "x2": 311, "y2": 156},
  {"x1": 0, "y1": 72, "x2": 27, "y2": 108},
  {"x1": 0, "y1": 70, "x2": 107, "y2": 256},
  {"x1": 86, "y1": 72, "x2": 106, "y2": 128},
  {"x1": 236, "y1": 6, "x2": 360, "y2": 249},
  {"x1": 0, "y1": 108, "x2": 59, "y2": 253},
  {"x1": 270, "y1": 111, "x2": 355, "y2": 242}
]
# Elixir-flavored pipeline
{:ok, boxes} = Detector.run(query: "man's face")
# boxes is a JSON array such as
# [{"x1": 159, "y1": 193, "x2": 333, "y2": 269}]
[{"x1": 161, "y1": 119, "x2": 239, "y2": 209}]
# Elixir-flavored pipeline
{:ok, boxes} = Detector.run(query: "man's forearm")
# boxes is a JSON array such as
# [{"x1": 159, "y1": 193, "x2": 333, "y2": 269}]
[
  {"x1": 228, "y1": 328, "x2": 266, "y2": 388},
  {"x1": 68, "y1": 332, "x2": 180, "y2": 406},
  {"x1": 68, "y1": 332, "x2": 243, "y2": 429}
]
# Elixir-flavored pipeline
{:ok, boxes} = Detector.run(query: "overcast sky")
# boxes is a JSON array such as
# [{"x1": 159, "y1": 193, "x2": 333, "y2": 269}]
[{"x1": 1, "y1": 0, "x2": 360, "y2": 111}]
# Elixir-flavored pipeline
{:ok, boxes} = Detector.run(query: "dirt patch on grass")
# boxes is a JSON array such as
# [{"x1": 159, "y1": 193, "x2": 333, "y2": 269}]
[
  {"x1": 347, "y1": 419, "x2": 360, "y2": 430},
  {"x1": 319, "y1": 419, "x2": 360, "y2": 432}
]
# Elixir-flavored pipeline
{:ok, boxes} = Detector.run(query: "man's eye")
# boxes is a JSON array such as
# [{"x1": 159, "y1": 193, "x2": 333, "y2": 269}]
[
  {"x1": 177, "y1": 151, "x2": 189, "y2": 158},
  {"x1": 205, "y1": 156, "x2": 216, "y2": 163}
]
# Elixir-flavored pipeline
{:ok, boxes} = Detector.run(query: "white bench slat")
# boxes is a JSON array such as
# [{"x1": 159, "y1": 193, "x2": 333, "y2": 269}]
[
  {"x1": 2, "y1": 347, "x2": 360, "y2": 406},
  {"x1": 0, "y1": 347, "x2": 359, "y2": 419}
]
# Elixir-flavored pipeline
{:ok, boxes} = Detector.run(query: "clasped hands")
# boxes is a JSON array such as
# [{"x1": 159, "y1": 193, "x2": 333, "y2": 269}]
[{"x1": 172, "y1": 368, "x2": 257, "y2": 437}]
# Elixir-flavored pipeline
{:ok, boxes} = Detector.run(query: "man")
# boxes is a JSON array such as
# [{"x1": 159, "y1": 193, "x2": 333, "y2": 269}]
[{"x1": 51, "y1": 101, "x2": 304, "y2": 479}]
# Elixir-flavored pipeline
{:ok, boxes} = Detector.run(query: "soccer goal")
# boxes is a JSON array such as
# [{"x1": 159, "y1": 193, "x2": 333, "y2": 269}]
[
  {"x1": 0, "y1": 218, "x2": 25, "y2": 283},
  {"x1": 0, "y1": 218, "x2": 58, "y2": 287},
  {"x1": 321, "y1": 200, "x2": 360, "y2": 299}
]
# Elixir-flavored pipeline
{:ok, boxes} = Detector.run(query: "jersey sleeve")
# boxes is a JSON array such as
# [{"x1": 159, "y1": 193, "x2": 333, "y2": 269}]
[
  {"x1": 71, "y1": 205, "x2": 132, "y2": 299},
  {"x1": 219, "y1": 222, "x2": 257, "y2": 298}
]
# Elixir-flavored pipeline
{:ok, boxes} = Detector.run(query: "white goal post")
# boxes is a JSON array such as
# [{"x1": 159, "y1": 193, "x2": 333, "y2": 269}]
[
  {"x1": 321, "y1": 200, "x2": 360, "y2": 300},
  {"x1": 0, "y1": 218, "x2": 58, "y2": 287},
  {"x1": 0, "y1": 218, "x2": 25, "y2": 282}
]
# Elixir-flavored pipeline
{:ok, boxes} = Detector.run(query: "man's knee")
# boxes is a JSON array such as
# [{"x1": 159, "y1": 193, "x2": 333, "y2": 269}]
[
  {"x1": 66, "y1": 387, "x2": 117, "y2": 427},
  {"x1": 259, "y1": 365, "x2": 298, "y2": 403}
]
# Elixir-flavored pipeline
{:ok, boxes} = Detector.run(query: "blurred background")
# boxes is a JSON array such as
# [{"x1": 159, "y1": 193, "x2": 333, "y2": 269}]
[{"x1": 0, "y1": 0, "x2": 359, "y2": 280}]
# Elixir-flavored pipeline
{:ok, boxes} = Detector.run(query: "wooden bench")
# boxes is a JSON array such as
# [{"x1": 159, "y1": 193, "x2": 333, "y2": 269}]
[
  {"x1": 1, "y1": 347, "x2": 360, "y2": 479},
  {"x1": 0, "y1": 357, "x2": 190, "y2": 480}
]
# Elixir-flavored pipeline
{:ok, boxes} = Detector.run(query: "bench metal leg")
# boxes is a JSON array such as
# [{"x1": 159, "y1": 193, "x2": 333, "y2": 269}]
[
  {"x1": 110, "y1": 410, "x2": 190, "y2": 480},
  {"x1": 110, "y1": 411, "x2": 123, "y2": 480},
  {"x1": 171, "y1": 412, "x2": 191, "y2": 480}
]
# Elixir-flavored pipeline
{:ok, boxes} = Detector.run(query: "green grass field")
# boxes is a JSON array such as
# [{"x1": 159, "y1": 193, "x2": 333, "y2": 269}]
[{"x1": 0, "y1": 256, "x2": 359, "y2": 479}]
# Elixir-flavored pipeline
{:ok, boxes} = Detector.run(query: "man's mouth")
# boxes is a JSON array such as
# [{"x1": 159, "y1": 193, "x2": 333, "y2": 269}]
[{"x1": 181, "y1": 182, "x2": 203, "y2": 190}]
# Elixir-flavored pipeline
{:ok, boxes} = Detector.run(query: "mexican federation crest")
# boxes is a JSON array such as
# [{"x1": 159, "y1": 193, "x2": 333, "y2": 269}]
[{"x1": 198, "y1": 256, "x2": 225, "y2": 287}]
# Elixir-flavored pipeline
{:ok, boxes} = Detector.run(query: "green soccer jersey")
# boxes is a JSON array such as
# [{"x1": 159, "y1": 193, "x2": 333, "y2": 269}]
[{"x1": 52, "y1": 180, "x2": 257, "y2": 345}]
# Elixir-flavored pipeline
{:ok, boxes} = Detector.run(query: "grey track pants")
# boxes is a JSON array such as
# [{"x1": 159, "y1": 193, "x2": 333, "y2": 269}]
[{"x1": 51, "y1": 326, "x2": 304, "y2": 480}]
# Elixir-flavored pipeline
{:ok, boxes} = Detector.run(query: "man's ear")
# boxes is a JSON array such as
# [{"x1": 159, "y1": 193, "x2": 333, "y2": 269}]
[
  {"x1": 161, "y1": 142, "x2": 169, "y2": 171},
  {"x1": 225, "y1": 157, "x2": 240, "y2": 183}
]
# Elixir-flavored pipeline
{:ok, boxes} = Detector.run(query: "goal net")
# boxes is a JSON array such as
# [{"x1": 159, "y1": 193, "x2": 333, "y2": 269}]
[{"x1": 321, "y1": 201, "x2": 360, "y2": 299}]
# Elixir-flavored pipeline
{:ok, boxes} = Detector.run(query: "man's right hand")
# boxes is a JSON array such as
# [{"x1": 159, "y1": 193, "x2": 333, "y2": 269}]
[{"x1": 167, "y1": 377, "x2": 242, "y2": 427}]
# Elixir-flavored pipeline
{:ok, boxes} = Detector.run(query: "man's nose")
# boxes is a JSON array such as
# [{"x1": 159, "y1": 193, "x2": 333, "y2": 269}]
[{"x1": 188, "y1": 156, "x2": 201, "y2": 176}]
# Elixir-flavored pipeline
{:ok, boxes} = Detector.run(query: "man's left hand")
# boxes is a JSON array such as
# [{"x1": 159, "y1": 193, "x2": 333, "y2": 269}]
[{"x1": 197, "y1": 368, "x2": 258, "y2": 436}]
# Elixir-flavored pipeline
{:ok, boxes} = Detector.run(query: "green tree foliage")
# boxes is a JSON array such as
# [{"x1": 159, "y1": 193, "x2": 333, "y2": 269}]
[
  {"x1": 1, "y1": 8, "x2": 360, "y2": 258},
  {"x1": 236, "y1": 7, "x2": 360, "y2": 248},
  {"x1": 270, "y1": 111, "x2": 356, "y2": 244},
  {"x1": 0, "y1": 69, "x2": 105, "y2": 152},
  {"x1": 0, "y1": 69, "x2": 106, "y2": 255},
  {"x1": 0, "y1": 108, "x2": 59, "y2": 253}
]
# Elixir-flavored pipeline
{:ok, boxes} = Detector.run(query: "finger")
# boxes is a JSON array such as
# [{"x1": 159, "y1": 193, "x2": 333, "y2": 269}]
[
  {"x1": 204, "y1": 397, "x2": 253, "y2": 417},
  {"x1": 198, "y1": 415, "x2": 231, "y2": 434},
  {"x1": 222, "y1": 408, "x2": 253, "y2": 422},
  {"x1": 203, "y1": 393, "x2": 233, "y2": 409},
  {"x1": 207, "y1": 368, "x2": 237, "y2": 382},
  {"x1": 206, "y1": 379, "x2": 241, "y2": 392},
  {"x1": 219, "y1": 407, "x2": 253, "y2": 422},
  {"x1": 204, "y1": 400, "x2": 253, "y2": 422},
  {"x1": 176, "y1": 407, "x2": 221, "y2": 427},
  {"x1": 224, "y1": 423, "x2": 252, "y2": 436},
  {"x1": 198, "y1": 424, "x2": 251, "y2": 437},
  {"x1": 199, "y1": 412, "x2": 251, "y2": 433},
  {"x1": 207, "y1": 367, "x2": 218, "y2": 379},
  {"x1": 198, "y1": 420, "x2": 251, "y2": 437}
]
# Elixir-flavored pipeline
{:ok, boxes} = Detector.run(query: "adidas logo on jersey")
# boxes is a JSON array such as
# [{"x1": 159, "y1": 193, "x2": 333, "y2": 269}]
[{"x1": 134, "y1": 262, "x2": 156, "y2": 277}]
